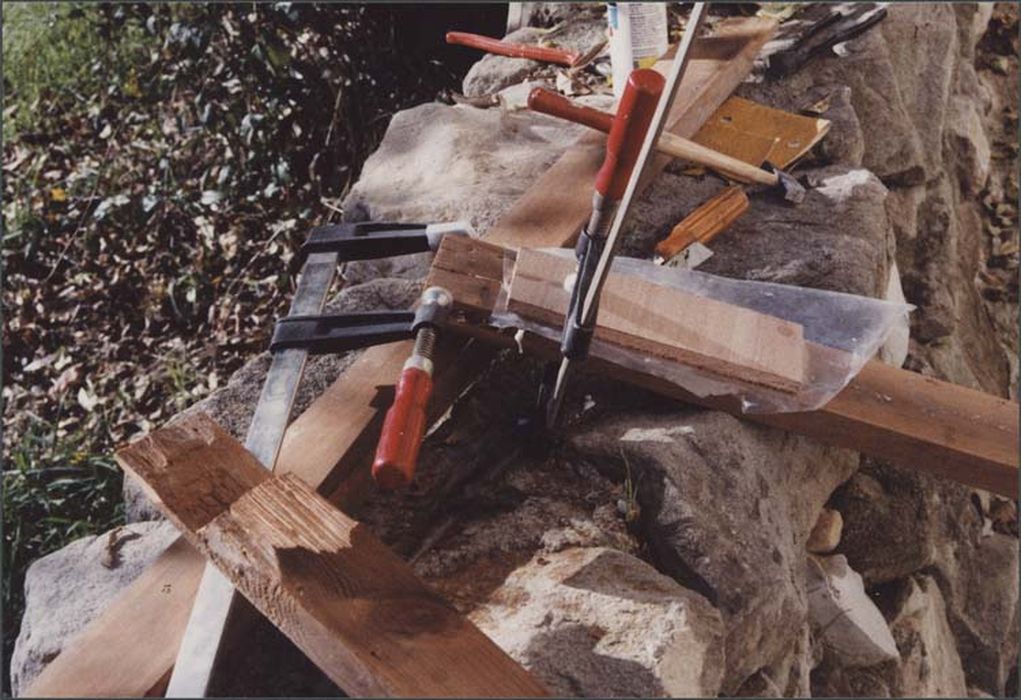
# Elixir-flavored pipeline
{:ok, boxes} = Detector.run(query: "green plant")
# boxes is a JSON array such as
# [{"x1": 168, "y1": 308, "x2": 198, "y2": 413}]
[{"x1": 2, "y1": 414, "x2": 125, "y2": 680}]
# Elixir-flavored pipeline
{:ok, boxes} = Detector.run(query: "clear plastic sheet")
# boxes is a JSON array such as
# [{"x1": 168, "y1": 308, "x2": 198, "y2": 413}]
[{"x1": 492, "y1": 248, "x2": 913, "y2": 414}]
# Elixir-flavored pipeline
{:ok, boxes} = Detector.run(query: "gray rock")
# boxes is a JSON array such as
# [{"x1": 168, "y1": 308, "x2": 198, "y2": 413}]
[
  {"x1": 811, "y1": 573, "x2": 970, "y2": 697},
  {"x1": 461, "y1": 28, "x2": 543, "y2": 99},
  {"x1": 879, "y1": 3, "x2": 959, "y2": 182},
  {"x1": 471, "y1": 547, "x2": 725, "y2": 697},
  {"x1": 342, "y1": 100, "x2": 588, "y2": 240},
  {"x1": 878, "y1": 262, "x2": 910, "y2": 367},
  {"x1": 807, "y1": 554, "x2": 899, "y2": 668},
  {"x1": 807, "y1": 84, "x2": 865, "y2": 168},
  {"x1": 937, "y1": 531, "x2": 1020, "y2": 696},
  {"x1": 700, "y1": 165, "x2": 891, "y2": 298},
  {"x1": 889, "y1": 575, "x2": 968, "y2": 697},
  {"x1": 566, "y1": 409, "x2": 859, "y2": 693},
  {"x1": 832, "y1": 458, "x2": 1019, "y2": 696},
  {"x1": 831, "y1": 459, "x2": 961, "y2": 585},
  {"x1": 10, "y1": 521, "x2": 180, "y2": 695},
  {"x1": 946, "y1": 95, "x2": 992, "y2": 196}
]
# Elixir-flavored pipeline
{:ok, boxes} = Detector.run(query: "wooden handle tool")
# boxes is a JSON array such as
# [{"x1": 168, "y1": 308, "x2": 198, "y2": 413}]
[
  {"x1": 372, "y1": 287, "x2": 453, "y2": 489},
  {"x1": 528, "y1": 87, "x2": 780, "y2": 186},
  {"x1": 655, "y1": 185, "x2": 749, "y2": 264},
  {"x1": 446, "y1": 31, "x2": 581, "y2": 67}
]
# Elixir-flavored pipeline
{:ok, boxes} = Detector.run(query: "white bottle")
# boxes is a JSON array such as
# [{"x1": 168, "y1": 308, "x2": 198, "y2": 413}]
[{"x1": 607, "y1": 2, "x2": 669, "y2": 100}]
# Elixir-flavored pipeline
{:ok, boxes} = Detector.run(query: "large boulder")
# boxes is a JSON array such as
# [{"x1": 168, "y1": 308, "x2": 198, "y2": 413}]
[
  {"x1": 471, "y1": 547, "x2": 726, "y2": 697},
  {"x1": 566, "y1": 409, "x2": 859, "y2": 693}
]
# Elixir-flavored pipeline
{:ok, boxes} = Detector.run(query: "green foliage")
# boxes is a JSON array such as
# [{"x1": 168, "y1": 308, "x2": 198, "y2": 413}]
[
  {"x1": 2, "y1": 415, "x2": 125, "y2": 678},
  {"x1": 2, "y1": 3, "x2": 152, "y2": 140}
]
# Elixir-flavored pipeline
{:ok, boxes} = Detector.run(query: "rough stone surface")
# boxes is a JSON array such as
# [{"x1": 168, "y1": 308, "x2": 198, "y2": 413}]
[
  {"x1": 812, "y1": 574, "x2": 970, "y2": 697},
  {"x1": 470, "y1": 547, "x2": 726, "y2": 697},
  {"x1": 889, "y1": 575, "x2": 969, "y2": 697},
  {"x1": 807, "y1": 554, "x2": 899, "y2": 668},
  {"x1": 10, "y1": 521, "x2": 179, "y2": 696},
  {"x1": 831, "y1": 458, "x2": 1020, "y2": 696},
  {"x1": 566, "y1": 409, "x2": 859, "y2": 694}
]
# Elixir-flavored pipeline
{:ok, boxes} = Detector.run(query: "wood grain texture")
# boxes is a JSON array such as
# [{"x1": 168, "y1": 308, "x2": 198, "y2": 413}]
[
  {"x1": 692, "y1": 95, "x2": 831, "y2": 171},
  {"x1": 23, "y1": 19, "x2": 775, "y2": 697},
  {"x1": 507, "y1": 247, "x2": 806, "y2": 392},
  {"x1": 425, "y1": 236, "x2": 1019, "y2": 499},
  {"x1": 117, "y1": 413, "x2": 547, "y2": 698},
  {"x1": 655, "y1": 185, "x2": 749, "y2": 261}
]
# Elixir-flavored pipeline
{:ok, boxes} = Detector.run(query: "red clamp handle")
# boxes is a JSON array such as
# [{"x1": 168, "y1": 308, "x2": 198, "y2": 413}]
[
  {"x1": 594, "y1": 69, "x2": 665, "y2": 201},
  {"x1": 445, "y1": 31, "x2": 580, "y2": 67},
  {"x1": 372, "y1": 366, "x2": 433, "y2": 490},
  {"x1": 528, "y1": 87, "x2": 615, "y2": 134}
]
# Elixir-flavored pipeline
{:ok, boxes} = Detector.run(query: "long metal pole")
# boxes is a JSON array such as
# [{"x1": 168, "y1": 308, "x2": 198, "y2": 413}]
[
  {"x1": 545, "y1": 3, "x2": 709, "y2": 424},
  {"x1": 165, "y1": 252, "x2": 338, "y2": 697}
]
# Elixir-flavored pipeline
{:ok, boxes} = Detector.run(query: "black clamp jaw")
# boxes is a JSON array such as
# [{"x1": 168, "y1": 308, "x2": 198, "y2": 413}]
[{"x1": 270, "y1": 221, "x2": 469, "y2": 355}]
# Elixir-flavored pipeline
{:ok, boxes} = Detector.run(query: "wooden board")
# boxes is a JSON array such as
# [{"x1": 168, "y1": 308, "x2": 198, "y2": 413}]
[
  {"x1": 23, "y1": 19, "x2": 776, "y2": 698},
  {"x1": 692, "y1": 96, "x2": 831, "y2": 172},
  {"x1": 424, "y1": 236, "x2": 1019, "y2": 499},
  {"x1": 507, "y1": 247, "x2": 806, "y2": 392},
  {"x1": 116, "y1": 413, "x2": 547, "y2": 698}
]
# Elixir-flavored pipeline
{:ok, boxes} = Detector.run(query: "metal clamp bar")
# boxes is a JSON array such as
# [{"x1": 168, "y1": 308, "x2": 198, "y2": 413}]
[{"x1": 270, "y1": 312, "x2": 416, "y2": 354}]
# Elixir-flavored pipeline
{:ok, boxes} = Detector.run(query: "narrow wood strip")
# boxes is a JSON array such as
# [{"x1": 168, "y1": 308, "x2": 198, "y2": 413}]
[
  {"x1": 117, "y1": 414, "x2": 547, "y2": 698},
  {"x1": 655, "y1": 185, "x2": 749, "y2": 261}
]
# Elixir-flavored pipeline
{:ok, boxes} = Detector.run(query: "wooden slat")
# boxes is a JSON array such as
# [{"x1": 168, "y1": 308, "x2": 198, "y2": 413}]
[
  {"x1": 116, "y1": 414, "x2": 547, "y2": 698},
  {"x1": 692, "y1": 95, "x2": 831, "y2": 171},
  {"x1": 424, "y1": 236, "x2": 1019, "y2": 499},
  {"x1": 23, "y1": 19, "x2": 775, "y2": 698},
  {"x1": 654, "y1": 185, "x2": 749, "y2": 262},
  {"x1": 507, "y1": 247, "x2": 806, "y2": 392}
]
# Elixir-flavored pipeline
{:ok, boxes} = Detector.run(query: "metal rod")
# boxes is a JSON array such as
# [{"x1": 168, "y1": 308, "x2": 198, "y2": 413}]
[
  {"x1": 546, "y1": 3, "x2": 709, "y2": 424},
  {"x1": 165, "y1": 251, "x2": 339, "y2": 697}
]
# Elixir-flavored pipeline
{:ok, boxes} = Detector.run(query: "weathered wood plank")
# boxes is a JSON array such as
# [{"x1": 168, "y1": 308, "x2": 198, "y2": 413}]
[
  {"x1": 23, "y1": 19, "x2": 775, "y2": 697},
  {"x1": 425, "y1": 236, "x2": 1020, "y2": 499},
  {"x1": 116, "y1": 413, "x2": 547, "y2": 698},
  {"x1": 507, "y1": 247, "x2": 806, "y2": 392}
]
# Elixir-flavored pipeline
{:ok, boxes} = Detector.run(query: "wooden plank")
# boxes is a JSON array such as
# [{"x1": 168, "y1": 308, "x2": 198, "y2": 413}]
[
  {"x1": 507, "y1": 247, "x2": 806, "y2": 392},
  {"x1": 424, "y1": 236, "x2": 1019, "y2": 499},
  {"x1": 23, "y1": 19, "x2": 775, "y2": 698},
  {"x1": 116, "y1": 414, "x2": 547, "y2": 698},
  {"x1": 692, "y1": 95, "x2": 831, "y2": 171}
]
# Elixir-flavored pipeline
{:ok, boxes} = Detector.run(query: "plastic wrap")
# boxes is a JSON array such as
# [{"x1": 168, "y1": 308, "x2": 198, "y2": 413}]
[{"x1": 491, "y1": 248, "x2": 913, "y2": 414}]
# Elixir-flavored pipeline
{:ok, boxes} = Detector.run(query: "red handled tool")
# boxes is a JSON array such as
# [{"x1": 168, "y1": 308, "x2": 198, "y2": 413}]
[
  {"x1": 534, "y1": 68, "x2": 665, "y2": 425},
  {"x1": 446, "y1": 30, "x2": 581, "y2": 67},
  {"x1": 539, "y1": 3, "x2": 711, "y2": 429},
  {"x1": 372, "y1": 286, "x2": 453, "y2": 490},
  {"x1": 528, "y1": 87, "x2": 806, "y2": 202}
]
